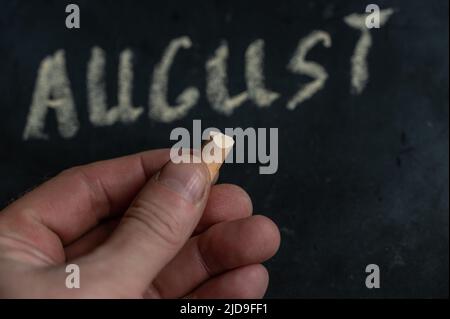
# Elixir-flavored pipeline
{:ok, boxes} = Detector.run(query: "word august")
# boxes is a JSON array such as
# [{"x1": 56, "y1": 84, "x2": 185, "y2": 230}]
[{"x1": 23, "y1": 9, "x2": 393, "y2": 140}]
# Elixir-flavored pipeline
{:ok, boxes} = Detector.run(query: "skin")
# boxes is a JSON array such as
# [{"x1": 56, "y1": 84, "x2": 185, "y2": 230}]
[{"x1": 0, "y1": 149, "x2": 280, "y2": 298}]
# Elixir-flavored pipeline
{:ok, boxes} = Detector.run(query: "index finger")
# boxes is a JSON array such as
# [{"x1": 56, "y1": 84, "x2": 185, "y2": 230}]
[{"x1": 1, "y1": 149, "x2": 170, "y2": 246}]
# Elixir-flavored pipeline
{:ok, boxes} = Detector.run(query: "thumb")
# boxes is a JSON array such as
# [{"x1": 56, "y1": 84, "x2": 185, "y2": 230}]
[{"x1": 78, "y1": 160, "x2": 211, "y2": 295}]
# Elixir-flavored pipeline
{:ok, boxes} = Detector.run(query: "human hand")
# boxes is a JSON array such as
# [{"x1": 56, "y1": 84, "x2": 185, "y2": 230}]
[{"x1": 0, "y1": 149, "x2": 280, "y2": 298}]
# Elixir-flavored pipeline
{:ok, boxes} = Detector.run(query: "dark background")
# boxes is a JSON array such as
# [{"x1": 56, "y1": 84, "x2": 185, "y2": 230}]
[{"x1": 0, "y1": 0, "x2": 448, "y2": 298}]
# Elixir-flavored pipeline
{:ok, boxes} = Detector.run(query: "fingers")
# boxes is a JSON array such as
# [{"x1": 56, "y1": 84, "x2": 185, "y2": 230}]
[
  {"x1": 64, "y1": 219, "x2": 119, "y2": 260},
  {"x1": 77, "y1": 161, "x2": 212, "y2": 295},
  {"x1": 64, "y1": 184, "x2": 253, "y2": 260},
  {"x1": 195, "y1": 184, "x2": 253, "y2": 234},
  {"x1": 186, "y1": 264, "x2": 269, "y2": 299},
  {"x1": 0, "y1": 150, "x2": 170, "y2": 248},
  {"x1": 147, "y1": 215, "x2": 280, "y2": 298}
]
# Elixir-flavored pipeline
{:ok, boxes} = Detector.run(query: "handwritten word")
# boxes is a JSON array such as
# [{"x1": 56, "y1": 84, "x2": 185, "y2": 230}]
[{"x1": 24, "y1": 9, "x2": 394, "y2": 140}]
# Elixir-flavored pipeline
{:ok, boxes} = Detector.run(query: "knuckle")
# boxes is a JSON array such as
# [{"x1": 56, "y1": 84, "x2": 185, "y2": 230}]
[
  {"x1": 58, "y1": 166, "x2": 111, "y2": 216},
  {"x1": 125, "y1": 198, "x2": 185, "y2": 248},
  {"x1": 59, "y1": 166, "x2": 82, "y2": 178}
]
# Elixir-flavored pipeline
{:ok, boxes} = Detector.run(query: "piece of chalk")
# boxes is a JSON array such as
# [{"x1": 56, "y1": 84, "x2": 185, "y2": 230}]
[{"x1": 201, "y1": 131, "x2": 234, "y2": 181}]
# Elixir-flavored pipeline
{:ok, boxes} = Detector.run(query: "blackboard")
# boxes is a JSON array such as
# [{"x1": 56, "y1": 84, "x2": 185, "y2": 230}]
[{"x1": 0, "y1": 0, "x2": 448, "y2": 297}]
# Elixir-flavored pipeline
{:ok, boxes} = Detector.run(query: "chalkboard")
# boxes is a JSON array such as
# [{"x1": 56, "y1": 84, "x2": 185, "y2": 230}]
[{"x1": 0, "y1": 0, "x2": 448, "y2": 297}]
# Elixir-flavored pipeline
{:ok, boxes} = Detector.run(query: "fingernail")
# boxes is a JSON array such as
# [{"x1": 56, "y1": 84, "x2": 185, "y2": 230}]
[{"x1": 157, "y1": 162, "x2": 209, "y2": 204}]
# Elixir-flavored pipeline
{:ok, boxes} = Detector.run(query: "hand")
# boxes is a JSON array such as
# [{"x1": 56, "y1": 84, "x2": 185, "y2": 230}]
[{"x1": 0, "y1": 149, "x2": 280, "y2": 298}]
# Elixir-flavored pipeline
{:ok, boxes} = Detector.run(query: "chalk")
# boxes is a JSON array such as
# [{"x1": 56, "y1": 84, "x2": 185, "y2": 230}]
[
  {"x1": 201, "y1": 132, "x2": 234, "y2": 181},
  {"x1": 287, "y1": 30, "x2": 332, "y2": 110},
  {"x1": 344, "y1": 8, "x2": 394, "y2": 95}
]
